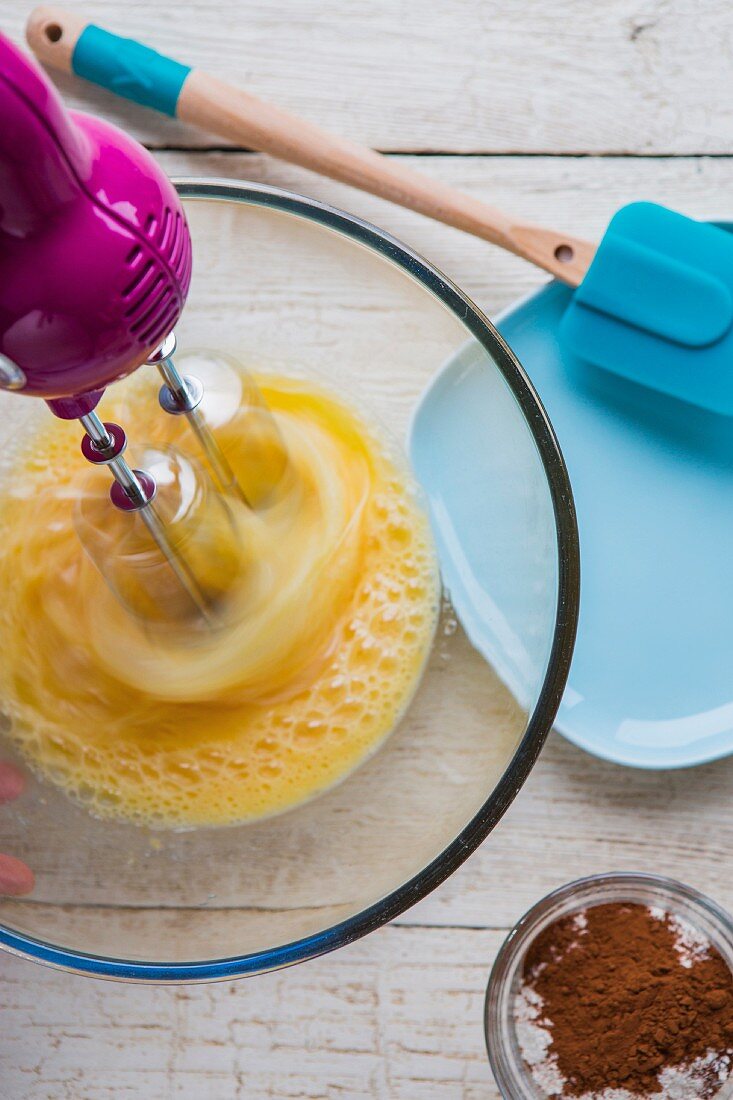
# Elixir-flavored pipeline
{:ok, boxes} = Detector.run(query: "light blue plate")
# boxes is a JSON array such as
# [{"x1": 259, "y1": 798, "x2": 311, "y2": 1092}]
[{"x1": 411, "y1": 278, "x2": 733, "y2": 769}]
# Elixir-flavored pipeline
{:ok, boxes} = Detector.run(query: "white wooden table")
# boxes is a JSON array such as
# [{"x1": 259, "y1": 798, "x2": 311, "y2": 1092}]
[{"x1": 2, "y1": 2, "x2": 733, "y2": 1096}]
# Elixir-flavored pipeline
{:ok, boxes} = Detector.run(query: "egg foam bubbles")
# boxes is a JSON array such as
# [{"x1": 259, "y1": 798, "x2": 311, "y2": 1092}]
[{"x1": 0, "y1": 372, "x2": 440, "y2": 828}]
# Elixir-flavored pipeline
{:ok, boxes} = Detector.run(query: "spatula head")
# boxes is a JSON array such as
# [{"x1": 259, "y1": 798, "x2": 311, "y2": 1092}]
[{"x1": 561, "y1": 202, "x2": 733, "y2": 414}]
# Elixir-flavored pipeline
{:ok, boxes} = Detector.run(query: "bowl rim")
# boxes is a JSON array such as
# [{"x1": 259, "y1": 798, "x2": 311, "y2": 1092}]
[{"x1": 0, "y1": 178, "x2": 580, "y2": 982}]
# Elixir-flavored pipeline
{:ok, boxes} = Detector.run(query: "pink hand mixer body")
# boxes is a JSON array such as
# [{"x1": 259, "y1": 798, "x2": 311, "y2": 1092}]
[
  {"x1": 0, "y1": 32, "x2": 191, "y2": 405},
  {"x1": 0, "y1": 35, "x2": 238, "y2": 621}
]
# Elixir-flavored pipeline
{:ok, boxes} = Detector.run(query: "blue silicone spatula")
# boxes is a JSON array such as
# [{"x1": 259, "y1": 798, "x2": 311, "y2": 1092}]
[{"x1": 26, "y1": 8, "x2": 733, "y2": 415}]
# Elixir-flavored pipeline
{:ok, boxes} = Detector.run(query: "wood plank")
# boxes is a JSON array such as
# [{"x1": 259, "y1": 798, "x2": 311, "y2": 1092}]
[
  {"x1": 0, "y1": 926, "x2": 502, "y2": 1100},
  {"x1": 8, "y1": 725, "x2": 732, "y2": 940},
  {"x1": 2, "y1": 2, "x2": 733, "y2": 154},
  {"x1": 4, "y1": 714, "x2": 727, "y2": 1100},
  {"x1": 153, "y1": 148, "x2": 733, "y2": 315},
  {"x1": 404, "y1": 730, "x2": 733, "y2": 929}
]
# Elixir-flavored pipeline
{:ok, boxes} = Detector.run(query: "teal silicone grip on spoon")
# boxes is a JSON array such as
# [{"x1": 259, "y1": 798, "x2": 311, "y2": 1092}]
[{"x1": 72, "y1": 23, "x2": 191, "y2": 116}]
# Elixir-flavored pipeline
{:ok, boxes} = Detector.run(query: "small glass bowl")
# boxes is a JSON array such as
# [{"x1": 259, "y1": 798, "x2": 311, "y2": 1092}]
[{"x1": 485, "y1": 872, "x2": 733, "y2": 1100}]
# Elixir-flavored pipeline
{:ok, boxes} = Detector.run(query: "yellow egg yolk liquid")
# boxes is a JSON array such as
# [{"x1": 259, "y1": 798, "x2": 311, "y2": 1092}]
[{"x1": 0, "y1": 374, "x2": 439, "y2": 828}]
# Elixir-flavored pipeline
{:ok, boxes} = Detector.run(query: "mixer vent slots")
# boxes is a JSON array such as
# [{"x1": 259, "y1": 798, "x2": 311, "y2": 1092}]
[
  {"x1": 119, "y1": 207, "x2": 192, "y2": 347},
  {"x1": 164, "y1": 210, "x2": 192, "y2": 286},
  {"x1": 158, "y1": 207, "x2": 172, "y2": 250},
  {"x1": 149, "y1": 205, "x2": 192, "y2": 295},
  {"x1": 122, "y1": 260, "x2": 156, "y2": 303}
]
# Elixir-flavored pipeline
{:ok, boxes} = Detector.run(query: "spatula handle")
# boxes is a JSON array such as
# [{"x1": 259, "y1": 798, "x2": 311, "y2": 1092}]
[{"x1": 27, "y1": 7, "x2": 595, "y2": 285}]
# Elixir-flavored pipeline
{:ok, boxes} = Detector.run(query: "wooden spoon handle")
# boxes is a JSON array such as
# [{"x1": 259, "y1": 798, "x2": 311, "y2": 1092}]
[
  {"x1": 180, "y1": 71, "x2": 595, "y2": 284},
  {"x1": 27, "y1": 7, "x2": 595, "y2": 285}
]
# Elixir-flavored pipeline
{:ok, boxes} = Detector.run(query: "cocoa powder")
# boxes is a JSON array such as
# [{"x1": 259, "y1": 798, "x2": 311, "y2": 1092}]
[{"x1": 518, "y1": 901, "x2": 733, "y2": 1098}]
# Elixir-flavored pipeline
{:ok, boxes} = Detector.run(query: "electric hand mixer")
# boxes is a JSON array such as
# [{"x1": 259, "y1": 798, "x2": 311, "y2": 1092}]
[{"x1": 0, "y1": 33, "x2": 243, "y2": 624}]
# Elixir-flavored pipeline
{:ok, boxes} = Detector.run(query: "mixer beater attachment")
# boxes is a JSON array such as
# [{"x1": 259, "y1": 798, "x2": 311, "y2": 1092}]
[
  {"x1": 0, "y1": 33, "x2": 245, "y2": 629},
  {"x1": 148, "y1": 333, "x2": 246, "y2": 505},
  {"x1": 77, "y1": 409, "x2": 215, "y2": 623}
]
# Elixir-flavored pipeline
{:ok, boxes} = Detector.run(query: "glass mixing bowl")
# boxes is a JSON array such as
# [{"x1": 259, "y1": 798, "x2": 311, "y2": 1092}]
[{"x1": 0, "y1": 181, "x2": 579, "y2": 980}]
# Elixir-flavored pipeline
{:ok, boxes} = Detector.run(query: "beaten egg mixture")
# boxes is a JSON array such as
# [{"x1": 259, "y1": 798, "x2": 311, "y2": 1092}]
[{"x1": 0, "y1": 368, "x2": 439, "y2": 827}]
